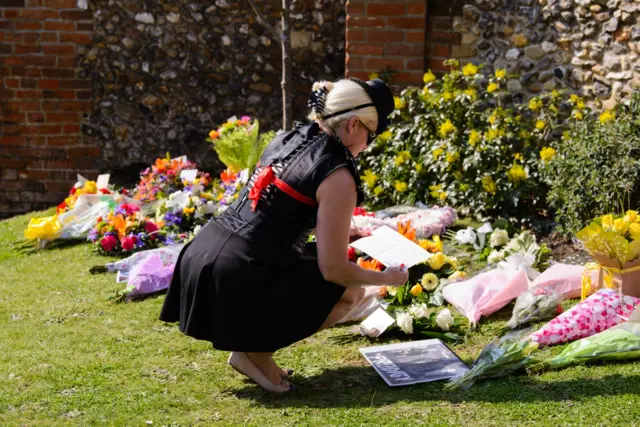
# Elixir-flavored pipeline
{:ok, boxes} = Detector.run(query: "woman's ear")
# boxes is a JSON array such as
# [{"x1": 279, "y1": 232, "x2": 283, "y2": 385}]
[{"x1": 348, "y1": 117, "x2": 359, "y2": 135}]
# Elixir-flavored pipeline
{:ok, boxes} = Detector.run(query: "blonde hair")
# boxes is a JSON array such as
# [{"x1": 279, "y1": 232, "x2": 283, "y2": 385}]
[{"x1": 307, "y1": 79, "x2": 378, "y2": 133}]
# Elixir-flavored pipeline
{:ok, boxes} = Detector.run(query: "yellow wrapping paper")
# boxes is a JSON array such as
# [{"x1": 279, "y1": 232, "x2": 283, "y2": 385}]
[{"x1": 24, "y1": 216, "x2": 62, "y2": 241}]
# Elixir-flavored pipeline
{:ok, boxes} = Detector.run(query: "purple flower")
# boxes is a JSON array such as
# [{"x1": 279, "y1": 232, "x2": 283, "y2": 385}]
[
  {"x1": 164, "y1": 212, "x2": 182, "y2": 226},
  {"x1": 88, "y1": 228, "x2": 98, "y2": 242}
]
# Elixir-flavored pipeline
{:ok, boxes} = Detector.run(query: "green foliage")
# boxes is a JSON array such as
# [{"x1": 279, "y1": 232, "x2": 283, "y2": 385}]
[
  {"x1": 359, "y1": 60, "x2": 586, "y2": 229},
  {"x1": 207, "y1": 117, "x2": 275, "y2": 173},
  {"x1": 543, "y1": 92, "x2": 640, "y2": 235}
]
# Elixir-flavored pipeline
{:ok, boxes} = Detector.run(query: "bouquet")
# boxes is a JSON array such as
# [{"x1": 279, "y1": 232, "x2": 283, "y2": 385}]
[
  {"x1": 445, "y1": 330, "x2": 539, "y2": 391},
  {"x1": 576, "y1": 211, "x2": 640, "y2": 297},
  {"x1": 89, "y1": 203, "x2": 168, "y2": 255},
  {"x1": 56, "y1": 176, "x2": 111, "y2": 214},
  {"x1": 499, "y1": 288, "x2": 564, "y2": 334},
  {"x1": 207, "y1": 116, "x2": 274, "y2": 174},
  {"x1": 209, "y1": 167, "x2": 248, "y2": 212},
  {"x1": 132, "y1": 155, "x2": 199, "y2": 203},
  {"x1": 486, "y1": 231, "x2": 551, "y2": 271},
  {"x1": 351, "y1": 204, "x2": 456, "y2": 238}
]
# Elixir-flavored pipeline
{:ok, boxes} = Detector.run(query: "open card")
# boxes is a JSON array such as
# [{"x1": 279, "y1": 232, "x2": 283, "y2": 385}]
[{"x1": 349, "y1": 225, "x2": 431, "y2": 268}]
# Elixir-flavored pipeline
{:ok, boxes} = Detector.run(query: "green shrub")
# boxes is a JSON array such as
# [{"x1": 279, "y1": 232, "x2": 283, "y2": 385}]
[
  {"x1": 360, "y1": 60, "x2": 586, "y2": 230},
  {"x1": 542, "y1": 92, "x2": 640, "y2": 235}
]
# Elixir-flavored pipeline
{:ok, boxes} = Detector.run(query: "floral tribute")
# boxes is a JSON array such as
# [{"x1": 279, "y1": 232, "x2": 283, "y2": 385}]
[
  {"x1": 132, "y1": 155, "x2": 199, "y2": 203},
  {"x1": 57, "y1": 179, "x2": 111, "y2": 214}
]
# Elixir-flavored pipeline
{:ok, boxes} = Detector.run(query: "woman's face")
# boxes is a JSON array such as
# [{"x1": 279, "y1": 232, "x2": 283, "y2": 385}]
[{"x1": 338, "y1": 117, "x2": 375, "y2": 157}]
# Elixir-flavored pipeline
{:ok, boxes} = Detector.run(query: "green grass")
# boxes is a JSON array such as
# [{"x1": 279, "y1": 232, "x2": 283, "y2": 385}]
[{"x1": 1, "y1": 211, "x2": 640, "y2": 426}]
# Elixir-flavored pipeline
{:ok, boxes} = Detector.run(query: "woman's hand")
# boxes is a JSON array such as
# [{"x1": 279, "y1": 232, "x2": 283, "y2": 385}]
[
  {"x1": 349, "y1": 225, "x2": 371, "y2": 240},
  {"x1": 384, "y1": 266, "x2": 409, "y2": 287}
]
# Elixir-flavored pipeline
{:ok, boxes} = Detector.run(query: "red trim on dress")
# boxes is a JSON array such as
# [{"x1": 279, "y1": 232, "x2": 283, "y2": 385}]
[{"x1": 247, "y1": 166, "x2": 317, "y2": 211}]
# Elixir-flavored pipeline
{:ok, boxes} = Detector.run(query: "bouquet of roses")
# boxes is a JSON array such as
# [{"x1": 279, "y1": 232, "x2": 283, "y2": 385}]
[
  {"x1": 486, "y1": 230, "x2": 552, "y2": 271},
  {"x1": 89, "y1": 202, "x2": 168, "y2": 255},
  {"x1": 132, "y1": 155, "x2": 199, "y2": 203}
]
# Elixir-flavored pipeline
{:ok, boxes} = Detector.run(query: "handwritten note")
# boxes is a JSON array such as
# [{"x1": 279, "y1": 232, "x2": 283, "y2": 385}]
[{"x1": 349, "y1": 226, "x2": 432, "y2": 268}]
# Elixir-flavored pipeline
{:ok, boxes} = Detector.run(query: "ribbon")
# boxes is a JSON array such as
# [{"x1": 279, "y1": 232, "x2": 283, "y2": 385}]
[
  {"x1": 24, "y1": 215, "x2": 62, "y2": 241},
  {"x1": 581, "y1": 261, "x2": 640, "y2": 300},
  {"x1": 247, "y1": 165, "x2": 274, "y2": 211}
]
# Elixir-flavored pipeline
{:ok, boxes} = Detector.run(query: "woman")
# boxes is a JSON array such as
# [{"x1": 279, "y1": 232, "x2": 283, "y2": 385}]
[{"x1": 159, "y1": 78, "x2": 409, "y2": 393}]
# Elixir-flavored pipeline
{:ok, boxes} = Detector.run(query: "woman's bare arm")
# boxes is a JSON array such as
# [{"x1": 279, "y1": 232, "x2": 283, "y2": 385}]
[{"x1": 314, "y1": 168, "x2": 407, "y2": 287}]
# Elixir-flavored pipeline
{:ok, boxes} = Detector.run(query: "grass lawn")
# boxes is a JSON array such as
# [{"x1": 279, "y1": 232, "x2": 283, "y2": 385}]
[{"x1": 1, "y1": 210, "x2": 639, "y2": 426}]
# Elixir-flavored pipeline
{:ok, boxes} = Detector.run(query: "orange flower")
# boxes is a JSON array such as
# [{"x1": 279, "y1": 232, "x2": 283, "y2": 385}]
[
  {"x1": 113, "y1": 213, "x2": 129, "y2": 238},
  {"x1": 209, "y1": 130, "x2": 219, "y2": 140},
  {"x1": 357, "y1": 257, "x2": 383, "y2": 271},
  {"x1": 378, "y1": 286, "x2": 388, "y2": 298},
  {"x1": 155, "y1": 158, "x2": 169, "y2": 172},
  {"x1": 220, "y1": 167, "x2": 237, "y2": 183},
  {"x1": 397, "y1": 220, "x2": 416, "y2": 242}
]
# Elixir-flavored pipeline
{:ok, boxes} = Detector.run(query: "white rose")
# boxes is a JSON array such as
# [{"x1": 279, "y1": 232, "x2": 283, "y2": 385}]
[
  {"x1": 487, "y1": 250, "x2": 505, "y2": 264},
  {"x1": 455, "y1": 228, "x2": 477, "y2": 245},
  {"x1": 408, "y1": 303, "x2": 429, "y2": 319},
  {"x1": 396, "y1": 312, "x2": 413, "y2": 335},
  {"x1": 436, "y1": 308, "x2": 455, "y2": 331},
  {"x1": 489, "y1": 229, "x2": 509, "y2": 248}
]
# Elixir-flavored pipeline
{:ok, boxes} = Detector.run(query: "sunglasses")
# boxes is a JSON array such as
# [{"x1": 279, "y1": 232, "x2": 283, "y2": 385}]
[{"x1": 359, "y1": 120, "x2": 376, "y2": 146}]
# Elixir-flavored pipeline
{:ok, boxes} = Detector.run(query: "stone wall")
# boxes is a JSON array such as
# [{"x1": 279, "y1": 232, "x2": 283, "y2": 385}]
[
  {"x1": 82, "y1": 0, "x2": 346, "y2": 183},
  {"x1": 424, "y1": 0, "x2": 640, "y2": 108}
]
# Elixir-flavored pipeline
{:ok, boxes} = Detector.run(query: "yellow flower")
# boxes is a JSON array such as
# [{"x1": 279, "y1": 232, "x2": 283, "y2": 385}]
[
  {"x1": 614, "y1": 218, "x2": 629, "y2": 235},
  {"x1": 495, "y1": 69, "x2": 507, "y2": 79},
  {"x1": 374, "y1": 186, "x2": 384, "y2": 196},
  {"x1": 448, "y1": 271, "x2": 467, "y2": 281},
  {"x1": 442, "y1": 91, "x2": 454, "y2": 102},
  {"x1": 540, "y1": 147, "x2": 556, "y2": 163},
  {"x1": 428, "y1": 252, "x2": 446, "y2": 271},
  {"x1": 415, "y1": 163, "x2": 423, "y2": 172},
  {"x1": 551, "y1": 89, "x2": 560, "y2": 99},
  {"x1": 529, "y1": 97, "x2": 542, "y2": 111},
  {"x1": 488, "y1": 112, "x2": 498, "y2": 125},
  {"x1": 513, "y1": 153, "x2": 524, "y2": 162},
  {"x1": 445, "y1": 255, "x2": 458, "y2": 268},
  {"x1": 394, "y1": 180, "x2": 408, "y2": 192},
  {"x1": 439, "y1": 119, "x2": 456, "y2": 137},
  {"x1": 625, "y1": 210, "x2": 638, "y2": 223},
  {"x1": 468, "y1": 130, "x2": 481, "y2": 147},
  {"x1": 432, "y1": 147, "x2": 444, "y2": 159},
  {"x1": 601, "y1": 214, "x2": 614, "y2": 231},
  {"x1": 432, "y1": 235, "x2": 443, "y2": 252},
  {"x1": 394, "y1": 97, "x2": 405, "y2": 110},
  {"x1": 464, "y1": 88, "x2": 477, "y2": 100},
  {"x1": 577, "y1": 100, "x2": 585, "y2": 110},
  {"x1": 361, "y1": 169, "x2": 378, "y2": 188},
  {"x1": 462, "y1": 63, "x2": 479, "y2": 76},
  {"x1": 570, "y1": 94, "x2": 580, "y2": 104},
  {"x1": 482, "y1": 176, "x2": 497, "y2": 194},
  {"x1": 439, "y1": 192, "x2": 447, "y2": 201},
  {"x1": 629, "y1": 222, "x2": 640, "y2": 239},
  {"x1": 485, "y1": 128, "x2": 500, "y2": 141},
  {"x1": 369, "y1": 72, "x2": 380, "y2": 80},
  {"x1": 549, "y1": 104, "x2": 558, "y2": 114},
  {"x1": 83, "y1": 181, "x2": 97, "y2": 194},
  {"x1": 573, "y1": 110, "x2": 584, "y2": 120},
  {"x1": 421, "y1": 273, "x2": 439, "y2": 291},
  {"x1": 378, "y1": 130, "x2": 392, "y2": 142},
  {"x1": 393, "y1": 151, "x2": 412, "y2": 167},
  {"x1": 429, "y1": 184, "x2": 442, "y2": 199},
  {"x1": 410, "y1": 284, "x2": 424, "y2": 296},
  {"x1": 535, "y1": 120, "x2": 546, "y2": 130},
  {"x1": 599, "y1": 110, "x2": 615, "y2": 124},
  {"x1": 453, "y1": 171, "x2": 463, "y2": 180},
  {"x1": 423, "y1": 70, "x2": 436, "y2": 84},
  {"x1": 183, "y1": 207, "x2": 196, "y2": 215},
  {"x1": 487, "y1": 82, "x2": 499, "y2": 93},
  {"x1": 507, "y1": 164, "x2": 527, "y2": 182},
  {"x1": 445, "y1": 151, "x2": 459, "y2": 164}
]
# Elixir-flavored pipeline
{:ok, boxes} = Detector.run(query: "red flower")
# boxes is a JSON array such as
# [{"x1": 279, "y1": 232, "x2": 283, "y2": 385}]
[
  {"x1": 121, "y1": 236, "x2": 135, "y2": 251},
  {"x1": 121, "y1": 203, "x2": 140, "y2": 215},
  {"x1": 70, "y1": 187, "x2": 77, "y2": 195},
  {"x1": 100, "y1": 235, "x2": 117, "y2": 252},
  {"x1": 145, "y1": 221, "x2": 158, "y2": 233},
  {"x1": 56, "y1": 201, "x2": 67, "y2": 213},
  {"x1": 348, "y1": 247, "x2": 357, "y2": 262},
  {"x1": 99, "y1": 188, "x2": 111, "y2": 194},
  {"x1": 556, "y1": 304, "x2": 564, "y2": 314},
  {"x1": 353, "y1": 207, "x2": 375, "y2": 217}
]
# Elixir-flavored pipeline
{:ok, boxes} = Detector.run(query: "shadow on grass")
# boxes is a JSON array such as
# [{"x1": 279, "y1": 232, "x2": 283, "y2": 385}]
[
  {"x1": 229, "y1": 366, "x2": 640, "y2": 407},
  {"x1": 12, "y1": 238, "x2": 88, "y2": 255}
]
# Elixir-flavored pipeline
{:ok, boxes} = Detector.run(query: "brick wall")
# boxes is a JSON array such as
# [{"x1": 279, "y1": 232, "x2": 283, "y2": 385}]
[
  {"x1": 424, "y1": 1, "x2": 464, "y2": 75},
  {"x1": 0, "y1": 0, "x2": 98, "y2": 218},
  {"x1": 344, "y1": 0, "x2": 427, "y2": 86}
]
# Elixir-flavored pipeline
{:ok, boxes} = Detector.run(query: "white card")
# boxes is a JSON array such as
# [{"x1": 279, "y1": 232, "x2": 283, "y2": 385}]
[
  {"x1": 76, "y1": 174, "x2": 88, "y2": 186},
  {"x1": 180, "y1": 169, "x2": 198, "y2": 182},
  {"x1": 350, "y1": 225, "x2": 432, "y2": 268},
  {"x1": 96, "y1": 174, "x2": 110, "y2": 190},
  {"x1": 172, "y1": 155, "x2": 188, "y2": 164},
  {"x1": 360, "y1": 307, "x2": 395, "y2": 338}
]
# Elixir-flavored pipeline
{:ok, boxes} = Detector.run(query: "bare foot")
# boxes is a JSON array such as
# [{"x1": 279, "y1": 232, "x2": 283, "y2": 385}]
[
  {"x1": 245, "y1": 352, "x2": 290, "y2": 387},
  {"x1": 227, "y1": 352, "x2": 290, "y2": 393}
]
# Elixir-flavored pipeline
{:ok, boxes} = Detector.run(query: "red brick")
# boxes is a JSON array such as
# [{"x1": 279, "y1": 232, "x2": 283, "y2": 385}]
[
  {"x1": 386, "y1": 43, "x2": 424, "y2": 57},
  {"x1": 15, "y1": 45, "x2": 40, "y2": 54},
  {"x1": 0, "y1": 113, "x2": 24, "y2": 123},
  {"x1": 346, "y1": 71, "x2": 370, "y2": 80},
  {"x1": 57, "y1": 57, "x2": 76, "y2": 67},
  {"x1": 21, "y1": 56, "x2": 57, "y2": 67},
  {"x1": 76, "y1": 22, "x2": 92, "y2": 32},
  {"x1": 0, "y1": 32, "x2": 5, "y2": 41},
  {"x1": 60, "y1": 33, "x2": 92, "y2": 44},
  {"x1": 47, "y1": 113, "x2": 79, "y2": 123},
  {"x1": 18, "y1": 101, "x2": 40, "y2": 112},
  {"x1": 346, "y1": 3, "x2": 365, "y2": 15},
  {"x1": 2, "y1": 57, "x2": 23, "y2": 66},
  {"x1": 428, "y1": 31, "x2": 461, "y2": 44},
  {"x1": 27, "y1": 112, "x2": 45, "y2": 122},
  {"x1": 0, "y1": 20, "x2": 13, "y2": 30},
  {"x1": 345, "y1": 54, "x2": 365, "y2": 70},
  {"x1": 431, "y1": 17, "x2": 453, "y2": 31},
  {"x1": 365, "y1": 57, "x2": 404, "y2": 71},
  {"x1": 3, "y1": 9, "x2": 19, "y2": 18},
  {"x1": 346, "y1": 29, "x2": 366, "y2": 42},
  {"x1": 39, "y1": 125, "x2": 62, "y2": 134},
  {"x1": 43, "y1": 90, "x2": 76, "y2": 99},
  {"x1": 41, "y1": 32, "x2": 58, "y2": 42},
  {"x1": 26, "y1": 68, "x2": 42, "y2": 78},
  {"x1": 0, "y1": 136, "x2": 27, "y2": 146},
  {"x1": 59, "y1": 10, "x2": 92, "y2": 21},
  {"x1": 45, "y1": 181, "x2": 73, "y2": 192},
  {"x1": 44, "y1": 0, "x2": 76, "y2": 7},
  {"x1": 42, "y1": 45, "x2": 75, "y2": 56},
  {"x1": 346, "y1": 16, "x2": 385, "y2": 28},
  {"x1": 43, "y1": 21, "x2": 75, "y2": 32},
  {"x1": 57, "y1": 101, "x2": 90, "y2": 112},
  {"x1": 22, "y1": 170, "x2": 49, "y2": 180},
  {"x1": 367, "y1": 4, "x2": 405, "y2": 16},
  {"x1": 431, "y1": 43, "x2": 451, "y2": 57},
  {"x1": 19, "y1": 33, "x2": 40, "y2": 43},
  {"x1": 392, "y1": 71, "x2": 423, "y2": 84},
  {"x1": 47, "y1": 136, "x2": 80, "y2": 146},
  {"x1": 16, "y1": 90, "x2": 40, "y2": 99},
  {"x1": 62, "y1": 124, "x2": 80, "y2": 133},
  {"x1": 427, "y1": 58, "x2": 448, "y2": 72},
  {"x1": 18, "y1": 9, "x2": 48, "y2": 20},
  {"x1": 387, "y1": 18, "x2": 424, "y2": 30},
  {"x1": 42, "y1": 101, "x2": 58, "y2": 112},
  {"x1": 406, "y1": 58, "x2": 425, "y2": 70},
  {"x1": 5, "y1": 78, "x2": 19, "y2": 88},
  {"x1": 58, "y1": 80, "x2": 91, "y2": 89},
  {"x1": 38, "y1": 79, "x2": 61, "y2": 90},
  {"x1": 27, "y1": 0, "x2": 46, "y2": 6},
  {"x1": 348, "y1": 43, "x2": 385, "y2": 55},
  {"x1": 407, "y1": 1, "x2": 427, "y2": 15},
  {"x1": 367, "y1": 30, "x2": 404, "y2": 43},
  {"x1": 14, "y1": 22, "x2": 42, "y2": 31},
  {"x1": 42, "y1": 68, "x2": 76, "y2": 78}
]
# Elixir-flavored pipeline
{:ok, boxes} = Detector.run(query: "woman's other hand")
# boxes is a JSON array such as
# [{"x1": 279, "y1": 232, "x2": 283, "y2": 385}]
[{"x1": 383, "y1": 266, "x2": 409, "y2": 287}]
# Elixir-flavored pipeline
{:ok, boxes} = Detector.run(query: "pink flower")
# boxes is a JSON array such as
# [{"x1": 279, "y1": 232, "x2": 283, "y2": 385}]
[
  {"x1": 241, "y1": 116, "x2": 251, "y2": 122},
  {"x1": 121, "y1": 236, "x2": 135, "y2": 251},
  {"x1": 121, "y1": 204, "x2": 140, "y2": 215},
  {"x1": 145, "y1": 221, "x2": 158, "y2": 234},
  {"x1": 100, "y1": 235, "x2": 117, "y2": 252}
]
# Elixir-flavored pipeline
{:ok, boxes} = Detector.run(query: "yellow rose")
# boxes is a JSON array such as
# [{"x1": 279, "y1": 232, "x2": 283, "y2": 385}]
[
  {"x1": 83, "y1": 181, "x2": 97, "y2": 194},
  {"x1": 410, "y1": 284, "x2": 423, "y2": 296},
  {"x1": 625, "y1": 210, "x2": 638, "y2": 223},
  {"x1": 495, "y1": 69, "x2": 506, "y2": 79},
  {"x1": 462, "y1": 63, "x2": 478, "y2": 76},
  {"x1": 423, "y1": 70, "x2": 436, "y2": 84},
  {"x1": 614, "y1": 218, "x2": 629, "y2": 235},
  {"x1": 601, "y1": 214, "x2": 614, "y2": 231},
  {"x1": 428, "y1": 252, "x2": 446, "y2": 270},
  {"x1": 629, "y1": 222, "x2": 640, "y2": 239}
]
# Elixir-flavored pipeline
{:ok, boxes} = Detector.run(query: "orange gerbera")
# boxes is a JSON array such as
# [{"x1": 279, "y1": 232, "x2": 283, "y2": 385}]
[
  {"x1": 397, "y1": 220, "x2": 416, "y2": 242},
  {"x1": 357, "y1": 257, "x2": 383, "y2": 271},
  {"x1": 220, "y1": 167, "x2": 237, "y2": 183}
]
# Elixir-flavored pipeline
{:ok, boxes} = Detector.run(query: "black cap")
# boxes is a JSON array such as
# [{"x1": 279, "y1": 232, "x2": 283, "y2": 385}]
[{"x1": 349, "y1": 77, "x2": 395, "y2": 135}]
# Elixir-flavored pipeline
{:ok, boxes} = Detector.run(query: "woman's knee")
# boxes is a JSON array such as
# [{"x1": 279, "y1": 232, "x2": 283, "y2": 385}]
[{"x1": 340, "y1": 287, "x2": 366, "y2": 310}]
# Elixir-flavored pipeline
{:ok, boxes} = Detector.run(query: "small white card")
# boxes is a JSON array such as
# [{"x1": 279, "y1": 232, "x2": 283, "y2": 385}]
[
  {"x1": 180, "y1": 169, "x2": 198, "y2": 182},
  {"x1": 360, "y1": 307, "x2": 395, "y2": 338},
  {"x1": 350, "y1": 226, "x2": 432, "y2": 268},
  {"x1": 96, "y1": 174, "x2": 110, "y2": 190},
  {"x1": 172, "y1": 155, "x2": 188, "y2": 164}
]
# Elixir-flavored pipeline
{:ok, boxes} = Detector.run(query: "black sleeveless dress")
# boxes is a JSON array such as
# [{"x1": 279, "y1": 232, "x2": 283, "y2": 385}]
[{"x1": 159, "y1": 122, "x2": 364, "y2": 352}]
